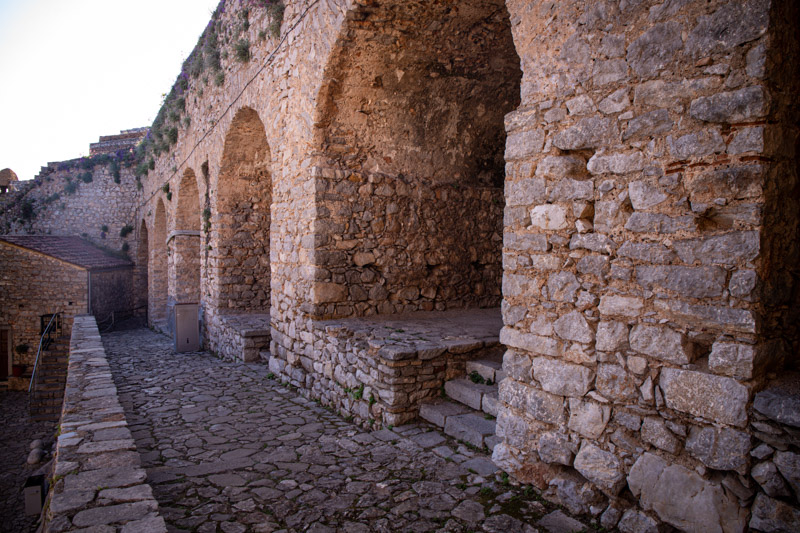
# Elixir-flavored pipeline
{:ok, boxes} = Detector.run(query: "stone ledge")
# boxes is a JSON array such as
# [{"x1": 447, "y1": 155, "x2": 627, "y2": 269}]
[{"x1": 45, "y1": 315, "x2": 166, "y2": 533}]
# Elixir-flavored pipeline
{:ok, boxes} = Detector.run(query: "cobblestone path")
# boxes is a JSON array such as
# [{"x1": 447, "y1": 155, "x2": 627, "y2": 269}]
[
  {"x1": 0, "y1": 391, "x2": 56, "y2": 533},
  {"x1": 103, "y1": 328, "x2": 591, "y2": 533}
]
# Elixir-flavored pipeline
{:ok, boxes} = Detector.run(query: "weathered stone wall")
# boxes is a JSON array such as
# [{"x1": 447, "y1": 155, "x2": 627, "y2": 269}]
[
  {"x1": 0, "y1": 242, "x2": 87, "y2": 366},
  {"x1": 491, "y1": 0, "x2": 799, "y2": 530},
  {"x1": 90, "y1": 268, "x2": 134, "y2": 321},
  {"x1": 0, "y1": 160, "x2": 142, "y2": 258},
  {"x1": 45, "y1": 315, "x2": 166, "y2": 532}
]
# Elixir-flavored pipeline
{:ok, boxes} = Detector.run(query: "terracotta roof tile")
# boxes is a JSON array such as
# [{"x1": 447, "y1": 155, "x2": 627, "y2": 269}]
[{"x1": 0, "y1": 236, "x2": 133, "y2": 271}]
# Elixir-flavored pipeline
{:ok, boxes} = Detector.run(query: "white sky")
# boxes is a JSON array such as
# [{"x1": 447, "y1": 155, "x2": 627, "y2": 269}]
[{"x1": 0, "y1": 0, "x2": 221, "y2": 180}]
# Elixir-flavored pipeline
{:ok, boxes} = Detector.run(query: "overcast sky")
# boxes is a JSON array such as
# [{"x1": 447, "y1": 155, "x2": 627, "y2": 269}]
[{"x1": 0, "y1": 0, "x2": 221, "y2": 180}]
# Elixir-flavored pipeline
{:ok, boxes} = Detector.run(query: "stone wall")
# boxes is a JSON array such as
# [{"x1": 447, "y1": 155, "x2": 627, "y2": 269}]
[
  {"x1": 90, "y1": 268, "x2": 134, "y2": 322},
  {"x1": 45, "y1": 315, "x2": 166, "y2": 532},
  {"x1": 491, "y1": 0, "x2": 800, "y2": 530},
  {"x1": 0, "y1": 159, "x2": 141, "y2": 259},
  {"x1": 17, "y1": 0, "x2": 797, "y2": 529},
  {"x1": 0, "y1": 242, "x2": 87, "y2": 367}
]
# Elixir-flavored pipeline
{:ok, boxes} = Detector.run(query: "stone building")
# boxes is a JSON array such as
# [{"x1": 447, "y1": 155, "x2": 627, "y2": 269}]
[
  {"x1": 0, "y1": 168, "x2": 18, "y2": 194},
  {"x1": 2, "y1": 0, "x2": 799, "y2": 530},
  {"x1": 0, "y1": 235, "x2": 133, "y2": 385}
]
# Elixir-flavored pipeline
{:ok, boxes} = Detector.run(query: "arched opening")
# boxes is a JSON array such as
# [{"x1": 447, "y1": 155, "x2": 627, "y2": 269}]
[
  {"x1": 150, "y1": 199, "x2": 168, "y2": 329},
  {"x1": 135, "y1": 220, "x2": 149, "y2": 319},
  {"x1": 210, "y1": 107, "x2": 272, "y2": 315},
  {"x1": 314, "y1": 0, "x2": 522, "y2": 319},
  {"x1": 171, "y1": 169, "x2": 202, "y2": 306}
]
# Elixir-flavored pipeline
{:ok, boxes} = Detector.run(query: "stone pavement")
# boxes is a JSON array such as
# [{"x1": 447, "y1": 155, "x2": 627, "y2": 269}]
[
  {"x1": 0, "y1": 391, "x2": 56, "y2": 533},
  {"x1": 102, "y1": 328, "x2": 594, "y2": 533}
]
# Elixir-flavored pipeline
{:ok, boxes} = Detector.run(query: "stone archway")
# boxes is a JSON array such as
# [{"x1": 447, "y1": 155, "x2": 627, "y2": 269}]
[
  {"x1": 209, "y1": 106, "x2": 272, "y2": 315},
  {"x1": 150, "y1": 199, "x2": 168, "y2": 328},
  {"x1": 171, "y1": 168, "x2": 202, "y2": 308},
  {"x1": 312, "y1": 0, "x2": 522, "y2": 320},
  {"x1": 135, "y1": 220, "x2": 149, "y2": 319}
]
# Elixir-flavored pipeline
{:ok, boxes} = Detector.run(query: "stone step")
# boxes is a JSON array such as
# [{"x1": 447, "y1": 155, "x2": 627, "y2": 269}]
[
  {"x1": 419, "y1": 399, "x2": 498, "y2": 451},
  {"x1": 259, "y1": 350, "x2": 270, "y2": 363},
  {"x1": 466, "y1": 355, "x2": 505, "y2": 384},
  {"x1": 444, "y1": 378, "x2": 499, "y2": 415}
]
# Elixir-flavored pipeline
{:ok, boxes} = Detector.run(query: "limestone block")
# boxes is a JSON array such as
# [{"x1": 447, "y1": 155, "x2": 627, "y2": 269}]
[
  {"x1": 617, "y1": 241, "x2": 676, "y2": 264},
  {"x1": 587, "y1": 152, "x2": 646, "y2": 175},
  {"x1": 659, "y1": 368, "x2": 749, "y2": 427},
  {"x1": 625, "y1": 213, "x2": 695, "y2": 234},
  {"x1": 623, "y1": 110, "x2": 673, "y2": 141},
  {"x1": 577, "y1": 255, "x2": 609, "y2": 279},
  {"x1": 641, "y1": 417, "x2": 681, "y2": 455},
  {"x1": 506, "y1": 178, "x2": 546, "y2": 206},
  {"x1": 599, "y1": 88, "x2": 630, "y2": 114},
  {"x1": 530, "y1": 205, "x2": 568, "y2": 230},
  {"x1": 549, "y1": 178, "x2": 594, "y2": 202},
  {"x1": 568, "y1": 399, "x2": 610, "y2": 439},
  {"x1": 500, "y1": 327, "x2": 559, "y2": 357},
  {"x1": 746, "y1": 43, "x2": 767, "y2": 79},
  {"x1": 547, "y1": 272, "x2": 580, "y2": 302},
  {"x1": 667, "y1": 129, "x2": 725, "y2": 160},
  {"x1": 690, "y1": 86, "x2": 768, "y2": 123},
  {"x1": 532, "y1": 357, "x2": 594, "y2": 397},
  {"x1": 636, "y1": 265, "x2": 726, "y2": 298},
  {"x1": 627, "y1": 180, "x2": 667, "y2": 211},
  {"x1": 708, "y1": 341, "x2": 757, "y2": 380},
  {"x1": 598, "y1": 295, "x2": 643, "y2": 317},
  {"x1": 729, "y1": 269, "x2": 758, "y2": 300},
  {"x1": 627, "y1": 453, "x2": 747, "y2": 533},
  {"x1": 565, "y1": 95, "x2": 596, "y2": 115},
  {"x1": 569, "y1": 233, "x2": 617, "y2": 254},
  {"x1": 685, "y1": 164, "x2": 764, "y2": 202},
  {"x1": 553, "y1": 311, "x2": 594, "y2": 344},
  {"x1": 774, "y1": 451, "x2": 800, "y2": 498},
  {"x1": 617, "y1": 510, "x2": 659, "y2": 533},
  {"x1": 727, "y1": 126, "x2": 764, "y2": 154},
  {"x1": 553, "y1": 117, "x2": 620, "y2": 150},
  {"x1": 592, "y1": 57, "x2": 628, "y2": 87},
  {"x1": 626, "y1": 22, "x2": 682, "y2": 78},
  {"x1": 749, "y1": 493, "x2": 800, "y2": 532},
  {"x1": 753, "y1": 375, "x2": 800, "y2": 428},
  {"x1": 596, "y1": 320, "x2": 628, "y2": 352},
  {"x1": 634, "y1": 80, "x2": 685, "y2": 108},
  {"x1": 574, "y1": 443, "x2": 626, "y2": 495},
  {"x1": 535, "y1": 156, "x2": 586, "y2": 179},
  {"x1": 655, "y1": 299, "x2": 756, "y2": 333},
  {"x1": 630, "y1": 324, "x2": 694, "y2": 365},
  {"x1": 537, "y1": 431, "x2": 573, "y2": 466},
  {"x1": 685, "y1": 425, "x2": 750, "y2": 473},
  {"x1": 505, "y1": 129, "x2": 545, "y2": 160},
  {"x1": 752, "y1": 461, "x2": 792, "y2": 498},
  {"x1": 686, "y1": 1, "x2": 770, "y2": 57}
]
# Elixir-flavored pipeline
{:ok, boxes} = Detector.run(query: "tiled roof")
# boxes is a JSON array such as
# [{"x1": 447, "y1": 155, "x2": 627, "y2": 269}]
[{"x1": 0, "y1": 236, "x2": 133, "y2": 271}]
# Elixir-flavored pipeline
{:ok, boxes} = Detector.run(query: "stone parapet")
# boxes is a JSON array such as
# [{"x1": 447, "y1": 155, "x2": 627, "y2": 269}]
[
  {"x1": 44, "y1": 315, "x2": 166, "y2": 533},
  {"x1": 270, "y1": 308, "x2": 504, "y2": 427},
  {"x1": 208, "y1": 312, "x2": 271, "y2": 362}
]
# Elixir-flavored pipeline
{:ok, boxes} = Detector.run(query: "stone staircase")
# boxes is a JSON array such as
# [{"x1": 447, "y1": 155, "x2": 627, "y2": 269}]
[
  {"x1": 419, "y1": 352, "x2": 505, "y2": 451},
  {"x1": 29, "y1": 336, "x2": 70, "y2": 422}
]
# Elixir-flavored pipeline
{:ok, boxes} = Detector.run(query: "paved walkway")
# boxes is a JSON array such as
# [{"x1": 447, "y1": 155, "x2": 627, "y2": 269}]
[
  {"x1": 103, "y1": 328, "x2": 591, "y2": 533},
  {"x1": 0, "y1": 391, "x2": 56, "y2": 533}
]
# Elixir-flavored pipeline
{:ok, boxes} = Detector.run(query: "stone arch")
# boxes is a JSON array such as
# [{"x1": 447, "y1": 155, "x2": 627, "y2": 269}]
[
  {"x1": 210, "y1": 106, "x2": 272, "y2": 314},
  {"x1": 150, "y1": 199, "x2": 169, "y2": 327},
  {"x1": 170, "y1": 168, "x2": 202, "y2": 309},
  {"x1": 135, "y1": 220, "x2": 149, "y2": 318},
  {"x1": 312, "y1": 0, "x2": 522, "y2": 318}
]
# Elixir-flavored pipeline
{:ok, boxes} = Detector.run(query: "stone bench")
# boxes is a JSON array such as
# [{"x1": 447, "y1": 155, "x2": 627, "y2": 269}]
[
  {"x1": 270, "y1": 308, "x2": 503, "y2": 426},
  {"x1": 212, "y1": 313, "x2": 271, "y2": 363},
  {"x1": 45, "y1": 315, "x2": 166, "y2": 532}
]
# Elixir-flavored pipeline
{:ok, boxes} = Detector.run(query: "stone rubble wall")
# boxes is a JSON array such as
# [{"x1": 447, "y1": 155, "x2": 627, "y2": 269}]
[
  {"x1": 311, "y1": 171, "x2": 504, "y2": 319},
  {"x1": 270, "y1": 318, "x2": 502, "y2": 427},
  {"x1": 0, "y1": 242, "x2": 88, "y2": 367},
  {"x1": 206, "y1": 313, "x2": 271, "y2": 363},
  {"x1": 0, "y1": 162, "x2": 142, "y2": 260},
  {"x1": 90, "y1": 269, "x2": 135, "y2": 323},
  {"x1": 492, "y1": 0, "x2": 800, "y2": 530},
  {"x1": 45, "y1": 315, "x2": 166, "y2": 533}
]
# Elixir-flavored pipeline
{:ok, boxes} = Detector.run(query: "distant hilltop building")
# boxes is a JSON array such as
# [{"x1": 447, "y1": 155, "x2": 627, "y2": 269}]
[
  {"x1": 89, "y1": 127, "x2": 149, "y2": 156},
  {"x1": 0, "y1": 168, "x2": 18, "y2": 194}
]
